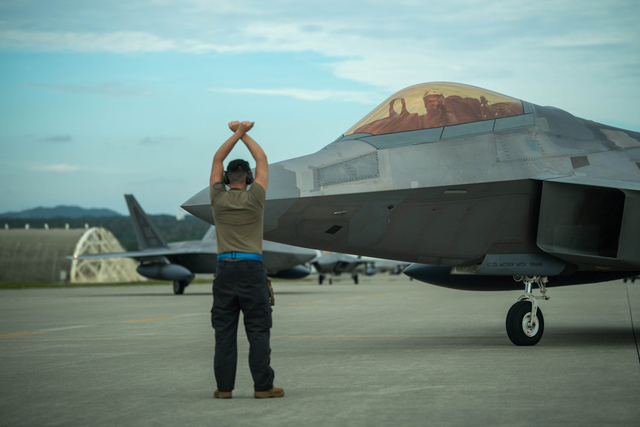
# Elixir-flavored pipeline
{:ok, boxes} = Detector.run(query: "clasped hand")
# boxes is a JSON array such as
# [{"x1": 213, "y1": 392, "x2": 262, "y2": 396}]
[{"x1": 228, "y1": 121, "x2": 254, "y2": 134}]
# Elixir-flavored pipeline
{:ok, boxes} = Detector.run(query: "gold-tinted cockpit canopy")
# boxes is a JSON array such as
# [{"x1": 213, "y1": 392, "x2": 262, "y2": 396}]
[{"x1": 344, "y1": 82, "x2": 524, "y2": 136}]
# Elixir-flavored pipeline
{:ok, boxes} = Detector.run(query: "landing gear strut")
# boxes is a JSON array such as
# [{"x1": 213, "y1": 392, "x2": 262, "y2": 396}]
[{"x1": 506, "y1": 275, "x2": 549, "y2": 346}]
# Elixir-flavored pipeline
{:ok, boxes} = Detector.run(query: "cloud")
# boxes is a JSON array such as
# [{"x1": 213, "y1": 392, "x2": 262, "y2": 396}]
[
  {"x1": 0, "y1": 30, "x2": 227, "y2": 54},
  {"x1": 39, "y1": 135, "x2": 73, "y2": 143},
  {"x1": 151, "y1": 0, "x2": 263, "y2": 15},
  {"x1": 27, "y1": 81, "x2": 155, "y2": 97},
  {"x1": 544, "y1": 32, "x2": 631, "y2": 48},
  {"x1": 210, "y1": 87, "x2": 378, "y2": 104},
  {"x1": 28, "y1": 163, "x2": 133, "y2": 173},
  {"x1": 30, "y1": 164, "x2": 83, "y2": 173},
  {"x1": 1, "y1": 0, "x2": 638, "y2": 126},
  {"x1": 139, "y1": 136, "x2": 184, "y2": 145}
]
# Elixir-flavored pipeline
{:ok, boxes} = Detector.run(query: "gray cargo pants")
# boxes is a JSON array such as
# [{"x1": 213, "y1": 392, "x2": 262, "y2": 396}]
[{"x1": 211, "y1": 259, "x2": 275, "y2": 392}]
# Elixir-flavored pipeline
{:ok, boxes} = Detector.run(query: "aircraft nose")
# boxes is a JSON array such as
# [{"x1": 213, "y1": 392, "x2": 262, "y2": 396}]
[
  {"x1": 181, "y1": 162, "x2": 302, "y2": 228},
  {"x1": 181, "y1": 186, "x2": 213, "y2": 224}
]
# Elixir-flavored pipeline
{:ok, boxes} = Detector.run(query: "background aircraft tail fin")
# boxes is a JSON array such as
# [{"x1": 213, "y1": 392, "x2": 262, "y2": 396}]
[
  {"x1": 124, "y1": 194, "x2": 169, "y2": 250},
  {"x1": 202, "y1": 226, "x2": 216, "y2": 242}
]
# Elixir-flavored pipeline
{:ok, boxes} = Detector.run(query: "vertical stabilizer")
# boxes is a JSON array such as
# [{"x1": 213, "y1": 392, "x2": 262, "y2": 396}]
[
  {"x1": 202, "y1": 226, "x2": 217, "y2": 242},
  {"x1": 124, "y1": 195, "x2": 169, "y2": 250}
]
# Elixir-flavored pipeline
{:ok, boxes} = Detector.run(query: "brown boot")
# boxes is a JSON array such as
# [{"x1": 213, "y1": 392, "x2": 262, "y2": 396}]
[
  {"x1": 213, "y1": 390, "x2": 232, "y2": 399},
  {"x1": 254, "y1": 387, "x2": 284, "y2": 399}
]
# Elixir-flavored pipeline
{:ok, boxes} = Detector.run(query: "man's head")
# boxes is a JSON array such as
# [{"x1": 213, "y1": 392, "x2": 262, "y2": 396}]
[
  {"x1": 423, "y1": 89, "x2": 445, "y2": 111},
  {"x1": 225, "y1": 159, "x2": 253, "y2": 186}
]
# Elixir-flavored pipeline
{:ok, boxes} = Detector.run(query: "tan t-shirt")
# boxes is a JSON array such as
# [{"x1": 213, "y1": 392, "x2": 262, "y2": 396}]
[{"x1": 210, "y1": 182, "x2": 266, "y2": 255}]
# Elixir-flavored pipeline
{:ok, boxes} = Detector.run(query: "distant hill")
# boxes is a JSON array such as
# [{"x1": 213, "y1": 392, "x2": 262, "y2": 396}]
[
  {"x1": 0, "y1": 206, "x2": 122, "y2": 219},
  {"x1": 1, "y1": 215, "x2": 210, "y2": 251}
]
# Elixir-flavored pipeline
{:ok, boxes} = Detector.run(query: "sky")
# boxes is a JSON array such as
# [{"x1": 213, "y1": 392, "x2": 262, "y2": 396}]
[{"x1": 1, "y1": 0, "x2": 639, "y2": 215}]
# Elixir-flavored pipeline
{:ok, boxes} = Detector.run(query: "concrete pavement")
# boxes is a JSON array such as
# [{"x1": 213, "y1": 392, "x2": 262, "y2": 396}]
[{"x1": 1, "y1": 275, "x2": 639, "y2": 426}]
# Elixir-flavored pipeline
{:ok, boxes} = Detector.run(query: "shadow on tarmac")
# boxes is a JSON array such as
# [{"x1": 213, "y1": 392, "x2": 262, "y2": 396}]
[
  {"x1": 74, "y1": 290, "x2": 330, "y2": 298},
  {"x1": 73, "y1": 292, "x2": 213, "y2": 297},
  {"x1": 543, "y1": 326, "x2": 638, "y2": 348}
]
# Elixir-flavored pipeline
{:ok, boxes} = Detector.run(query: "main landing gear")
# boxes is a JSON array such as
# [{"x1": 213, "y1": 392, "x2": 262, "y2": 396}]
[
  {"x1": 173, "y1": 279, "x2": 191, "y2": 295},
  {"x1": 318, "y1": 275, "x2": 332, "y2": 285},
  {"x1": 318, "y1": 274, "x2": 359, "y2": 285},
  {"x1": 506, "y1": 275, "x2": 550, "y2": 346}
]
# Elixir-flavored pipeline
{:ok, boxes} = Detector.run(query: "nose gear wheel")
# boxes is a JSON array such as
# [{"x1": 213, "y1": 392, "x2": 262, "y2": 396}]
[
  {"x1": 506, "y1": 301, "x2": 545, "y2": 345},
  {"x1": 505, "y1": 275, "x2": 549, "y2": 346}
]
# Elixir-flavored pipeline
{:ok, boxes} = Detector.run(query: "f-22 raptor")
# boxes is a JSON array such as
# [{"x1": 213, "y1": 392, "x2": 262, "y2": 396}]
[
  {"x1": 69, "y1": 195, "x2": 316, "y2": 294},
  {"x1": 182, "y1": 82, "x2": 640, "y2": 345},
  {"x1": 312, "y1": 252, "x2": 408, "y2": 284}
]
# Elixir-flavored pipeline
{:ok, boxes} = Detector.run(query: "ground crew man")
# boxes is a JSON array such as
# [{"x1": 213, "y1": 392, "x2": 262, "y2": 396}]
[{"x1": 209, "y1": 120, "x2": 284, "y2": 399}]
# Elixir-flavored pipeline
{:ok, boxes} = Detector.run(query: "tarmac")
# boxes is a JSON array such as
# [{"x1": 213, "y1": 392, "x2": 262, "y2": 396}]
[{"x1": 1, "y1": 275, "x2": 639, "y2": 427}]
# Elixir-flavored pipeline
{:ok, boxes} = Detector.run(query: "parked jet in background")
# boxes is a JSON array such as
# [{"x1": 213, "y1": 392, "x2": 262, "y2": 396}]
[
  {"x1": 183, "y1": 82, "x2": 640, "y2": 345},
  {"x1": 69, "y1": 195, "x2": 316, "y2": 294},
  {"x1": 360, "y1": 256, "x2": 409, "y2": 275},
  {"x1": 312, "y1": 252, "x2": 364, "y2": 284},
  {"x1": 312, "y1": 252, "x2": 409, "y2": 284}
]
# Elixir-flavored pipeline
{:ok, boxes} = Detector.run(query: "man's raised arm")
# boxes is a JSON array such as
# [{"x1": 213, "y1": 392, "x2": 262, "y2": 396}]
[
  {"x1": 240, "y1": 122, "x2": 269, "y2": 191},
  {"x1": 210, "y1": 121, "x2": 246, "y2": 186}
]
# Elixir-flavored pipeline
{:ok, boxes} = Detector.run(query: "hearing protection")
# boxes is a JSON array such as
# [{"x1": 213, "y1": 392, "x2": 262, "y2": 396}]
[{"x1": 223, "y1": 160, "x2": 254, "y2": 185}]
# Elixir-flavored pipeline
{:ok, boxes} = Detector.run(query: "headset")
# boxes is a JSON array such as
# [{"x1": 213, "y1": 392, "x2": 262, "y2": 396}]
[{"x1": 223, "y1": 159, "x2": 254, "y2": 185}]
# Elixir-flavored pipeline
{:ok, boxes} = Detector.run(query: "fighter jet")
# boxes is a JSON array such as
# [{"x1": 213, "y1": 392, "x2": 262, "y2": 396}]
[
  {"x1": 182, "y1": 82, "x2": 640, "y2": 345},
  {"x1": 359, "y1": 256, "x2": 409, "y2": 275},
  {"x1": 311, "y1": 252, "x2": 365, "y2": 284},
  {"x1": 312, "y1": 252, "x2": 408, "y2": 284},
  {"x1": 68, "y1": 195, "x2": 316, "y2": 294}
]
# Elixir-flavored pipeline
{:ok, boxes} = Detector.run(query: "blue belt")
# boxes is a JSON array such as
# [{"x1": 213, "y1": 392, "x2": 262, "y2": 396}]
[{"x1": 217, "y1": 252, "x2": 263, "y2": 262}]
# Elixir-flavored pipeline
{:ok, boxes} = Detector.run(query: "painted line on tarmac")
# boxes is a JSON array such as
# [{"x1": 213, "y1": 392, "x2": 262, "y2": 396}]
[
  {"x1": 0, "y1": 331, "x2": 46, "y2": 338},
  {"x1": 43, "y1": 325, "x2": 93, "y2": 331},
  {"x1": 0, "y1": 336, "x2": 212, "y2": 342},
  {"x1": 122, "y1": 316, "x2": 180, "y2": 323},
  {"x1": 1, "y1": 325, "x2": 92, "y2": 339}
]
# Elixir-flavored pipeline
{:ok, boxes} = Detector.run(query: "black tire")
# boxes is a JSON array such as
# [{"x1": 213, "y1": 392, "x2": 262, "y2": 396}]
[
  {"x1": 353, "y1": 274, "x2": 359, "y2": 284},
  {"x1": 318, "y1": 275, "x2": 324, "y2": 285},
  {"x1": 329, "y1": 278, "x2": 333, "y2": 285},
  {"x1": 506, "y1": 301, "x2": 544, "y2": 346},
  {"x1": 173, "y1": 280, "x2": 187, "y2": 295}
]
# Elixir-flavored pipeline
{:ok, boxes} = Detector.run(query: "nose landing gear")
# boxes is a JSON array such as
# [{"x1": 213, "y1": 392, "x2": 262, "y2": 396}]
[{"x1": 506, "y1": 275, "x2": 550, "y2": 346}]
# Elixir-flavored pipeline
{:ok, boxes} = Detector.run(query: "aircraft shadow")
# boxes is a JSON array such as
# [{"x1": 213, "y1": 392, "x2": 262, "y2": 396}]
[
  {"x1": 74, "y1": 292, "x2": 212, "y2": 297},
  {"x1": 74, "y1": 290, "x2": 330, "y2": 297},
  {"x1": 542, "y1": 325, "x2": 637, "y2": 348},
  {"x1": 303, "y1": 326, "x2": 638, "y2": 351}
]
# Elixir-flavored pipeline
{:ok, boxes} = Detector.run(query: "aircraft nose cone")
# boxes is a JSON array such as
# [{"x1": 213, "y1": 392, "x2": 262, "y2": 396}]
[
  {"x1": 181, "y1": 186, "x2": 214, "y2": 225},
  {"x1": 182, "y1": 162, "x2": 301, "y2": 228}
]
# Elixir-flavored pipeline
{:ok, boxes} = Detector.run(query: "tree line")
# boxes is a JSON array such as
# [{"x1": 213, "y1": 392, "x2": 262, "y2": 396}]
[{"x1": 2, "y1": 215, "x2": 211, "y2": 251}]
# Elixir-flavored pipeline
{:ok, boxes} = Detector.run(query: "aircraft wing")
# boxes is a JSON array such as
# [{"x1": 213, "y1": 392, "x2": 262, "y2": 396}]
[{"x1": 66, "y1": 247, "x2": 213, "y2": 262}]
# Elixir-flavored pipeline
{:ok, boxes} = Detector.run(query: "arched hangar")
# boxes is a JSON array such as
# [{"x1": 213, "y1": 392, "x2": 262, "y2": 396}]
[{"x1": 0, "y1": 226, "x2": 143, "y2": 284}]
